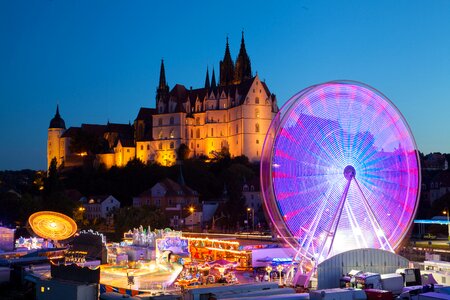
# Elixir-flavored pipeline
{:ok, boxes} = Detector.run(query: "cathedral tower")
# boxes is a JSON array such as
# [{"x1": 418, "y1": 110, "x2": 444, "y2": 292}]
[
  {"x1": 47, "y1": 105, "x2": 66, "y2": 169},
  {"x1": 156, "y1": 59, "x2": 169, "y2": 113},
  {"x1": 234, "y1": 31, "x2": 252, "y2": 84},
  {"x1": 219, "y1": 37, "x2": 235, "y2": 86}
]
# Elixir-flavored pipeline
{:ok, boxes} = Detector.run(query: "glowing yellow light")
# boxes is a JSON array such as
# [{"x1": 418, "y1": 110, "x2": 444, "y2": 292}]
[
  {"x1": 189, "y1": 206, "x2": 195, "y2": 213},
  {"x1": 28, "y1": 211, "x2": 77, "y2": 241}
]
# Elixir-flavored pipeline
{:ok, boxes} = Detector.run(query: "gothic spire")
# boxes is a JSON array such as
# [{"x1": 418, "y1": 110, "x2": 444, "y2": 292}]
[
  {"x1": 204, "y1": 66, "x2": 210, "y2": 89},
  {"x1": 159, "y1": 59, "x2": 167, "y2": 89},
  {"x1": 156, "y1": 59, "x2": 169, "y2": 106},
  {"x1": 211, "y1": 67, "x2": 217, "y2": 89},
  {"x1": 234, "y1": 31, "x2": 252, "y2": 84},
  {"x1": 219, "y1": 36, "x2": 235, "y2": 86},
  {"x1": 56, "y1": 104, "x2": 60, "y2": 117}
]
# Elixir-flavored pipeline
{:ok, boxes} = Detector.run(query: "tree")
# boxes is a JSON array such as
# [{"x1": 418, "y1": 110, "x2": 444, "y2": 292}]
[
  {"x1": 177, "y1": 143, "x2": 191, "y2": 161},
  {"x1": 113, "y1": 206, "x2": 169, "y2": 239},
  {"x1": 42, "y1": 158, "x2": 76, "y2": 216}
]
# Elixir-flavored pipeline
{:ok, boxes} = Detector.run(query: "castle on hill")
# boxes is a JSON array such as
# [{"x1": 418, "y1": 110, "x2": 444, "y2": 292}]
[{"x1": 47, "y1": 33, "x2": 279, "y2": 169}]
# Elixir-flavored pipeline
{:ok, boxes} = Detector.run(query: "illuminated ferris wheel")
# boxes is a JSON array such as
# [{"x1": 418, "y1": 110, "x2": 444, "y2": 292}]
[{"x1": 261, "y1": 81, "x2": 420, "y2": 265}]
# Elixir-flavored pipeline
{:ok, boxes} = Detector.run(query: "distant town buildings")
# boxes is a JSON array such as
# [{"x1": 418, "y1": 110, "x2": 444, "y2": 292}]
[
  {"x1": 47, "y1": 33, "x2": 278, "y2": 169},
  {"x1": 132, "y1": 177, "x2": 199, "y2": 228},
  {"x1": 82, "y1": 195, "x2": 120, "y2": 222}
]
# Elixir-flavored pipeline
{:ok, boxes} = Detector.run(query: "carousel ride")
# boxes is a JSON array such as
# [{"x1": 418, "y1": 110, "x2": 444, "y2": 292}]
[
  {"x1": 261, "y1": 81, "x2": 421, "y2": 286},
  {"x1": 28, "y1": 211, "x2": 78, "y2": 243}
]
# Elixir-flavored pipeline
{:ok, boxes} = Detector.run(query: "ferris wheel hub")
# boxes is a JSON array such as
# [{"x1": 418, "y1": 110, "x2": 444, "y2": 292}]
[{"x1": 343, "y1": 165, "x2": 356, "y2": 180}]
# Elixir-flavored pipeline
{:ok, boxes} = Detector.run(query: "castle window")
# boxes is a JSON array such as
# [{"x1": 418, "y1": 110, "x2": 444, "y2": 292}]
[
  {"x1": 255, "y1": 123, "x2": 260, "y2": 133},
  {"x1": 236, "y1": 124, "x2": 239, "y2": 134},
  {"x1": 190, "y1": 142, "x2": 194, "y2": 149},
  {"x1": 158, "y1": 131, "x2": 163, "y2": 139},
  {"x1": 256, "y1": 139, "x2": 259, "y2": 144},
  {"x1": 170, "y1": 129, "x2": 174, "y2": 138},
  {"x1": 211, "y1": 128, "x2": 214, "y2": 137},
  {"x1": 255, "y1": 97, "x2": 260, "y2": 104},
  {"x1": 127, "y1": 149, "x2": 130, "y2": 153},
  {"x1": 159, "y1": 106, "x2": 163, "y2": 113},
  {"x1": 158, "y1": 118, "x2": 162, "y2": 126},
  {"x1": 253, "y1": 89, "x2": 255, "y2": 93},
  {"x1": 196, "y1": 117, "x2": 200, "y2": 125},
  {"x1": 170, "y1": 142, "x2": 174, "y2": 149},
  {"x1": 147, "y1": 144, "x2": 150, "y2": 150},
  {"x1": 140, "y1": 145, "x2": 143, "y2": 150},
  {"x1": 197, "y1": 144, "x2": 199, "y2": 148},
  {"x1": 170, "y1": 117, "x2": 174, "y2": 125},
  {"x1": 255, "y1": 108, "x2": 260, "y2": 118},
  {"x1": 190, "y1": 129, "x2": 193, "y2": 138},
  {"x1": 196, "y1": 129, "x2": 200, "y2": 138},
  {"x1": 158, "y1": 143, "x2": 162, "y2": 150},
  {"x1": 256, "y1": 81, "x2": 259, "y2": 86},
  {"x1": 223, "y1": 103, "x2": 226, "y2": 109}
]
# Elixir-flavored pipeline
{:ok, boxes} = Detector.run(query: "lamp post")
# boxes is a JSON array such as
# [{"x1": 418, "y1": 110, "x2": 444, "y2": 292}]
[
  {"x1": 276, "y1": 265, "x2": 284, "y2": 286},
  {"x1": 265, "y1": 265, "x2": 272, "y2": 282},
  {"x1": 247, "y1": 208, "x2": 254, "y2": 231},
  {"x1": 189, "y1": 206, "x2": 195, "y2": 232},
  {"x1": 212, "y1": 215, "x2": 225, "y2": 232},
  {"x1": 443, "y1": 208, "x2": 450, "y2": 241}
]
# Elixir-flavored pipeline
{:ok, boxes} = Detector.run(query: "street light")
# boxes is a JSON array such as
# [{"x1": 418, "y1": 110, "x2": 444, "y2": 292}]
[
  {"x1": 265, "y1": 266, "x2": 272, "y2": 282},
  {"x1": 189, "y1": 206, "x2": 195, "y2": 232},
  {"x1": 277, "y1": 265, "x2": 284, "y2": 286},
  {"x1": 443, "y1": 208, "x2": 450, "y2": 241},
  {"x1": 247, "y1": 208, "x2": 254, "y2": 231}
]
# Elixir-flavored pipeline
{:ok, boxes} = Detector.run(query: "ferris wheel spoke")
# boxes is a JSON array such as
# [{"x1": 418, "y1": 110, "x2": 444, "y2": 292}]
[
  {"x1": 299, "y1": 176, "x2": 345, "y2": 257},
  {"x1": 320, "y1": 176, "x2": 353, "y2": 259},
  {"x1": 353, "y1": 178, "x2": 394, "y2": 252},
  {"x1": 344, "y1": 200, "x2": 369, "y2": 249}
]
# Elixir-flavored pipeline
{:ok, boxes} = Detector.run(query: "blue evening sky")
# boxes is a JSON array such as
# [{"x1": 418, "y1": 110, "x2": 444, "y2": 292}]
[{"x1": 1, "y1": 0, "x2": 449, "y2": 170}]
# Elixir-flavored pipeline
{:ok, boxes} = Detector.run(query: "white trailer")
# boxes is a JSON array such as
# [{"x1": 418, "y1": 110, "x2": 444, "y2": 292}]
[{"x1": 381, "y1": 273, "x2": 404, "y2": 295}]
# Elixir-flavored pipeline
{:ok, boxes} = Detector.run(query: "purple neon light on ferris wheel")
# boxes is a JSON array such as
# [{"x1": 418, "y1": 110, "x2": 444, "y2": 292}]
[{"x1": 261, "y1": 81, "x2": 420, "y2": 263}]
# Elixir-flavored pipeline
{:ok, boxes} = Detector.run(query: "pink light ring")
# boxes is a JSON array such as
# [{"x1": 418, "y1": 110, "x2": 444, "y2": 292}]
[{"x1": 261, "y1": 80, "x2": 421, "y2": 259}]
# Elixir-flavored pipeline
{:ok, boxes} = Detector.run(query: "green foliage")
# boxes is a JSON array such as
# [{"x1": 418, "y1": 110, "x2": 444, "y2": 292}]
[
  {"x1": 113, "y1": 206, "x2": 168, "y2": 239},
  {"x1": 176, "y1": 143, "x2": 191, "y2": 161}
]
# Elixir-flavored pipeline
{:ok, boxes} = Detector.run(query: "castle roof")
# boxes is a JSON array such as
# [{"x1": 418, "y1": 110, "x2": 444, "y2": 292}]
[
  {"x1": 136, "y1": 108, "x2": 156, "y2": 120},
  {"x1": 116, "y1": 138, "x2": 135, "y2": 148},
  {"x1": 162, "y1": 76, "x2": 270, "y2": 114},
  {"x1": 61, "y1": 127, "x2": 81, "y2": 138},
  {"x1": 49, "y1": 105, "x2": 66, "y2": 129},
  {"x1": 106, "y1": 123, "x2": 133, "y2": 135}
]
